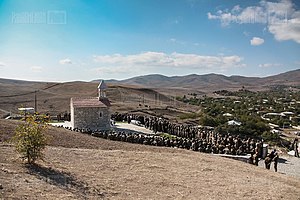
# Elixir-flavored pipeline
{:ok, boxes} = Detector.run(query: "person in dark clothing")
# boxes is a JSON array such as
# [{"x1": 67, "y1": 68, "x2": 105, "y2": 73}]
[
  {"x1": 293, "y1": 138, "x2": 299, "y2": 158},
  {"x1": 264, "y1": 156, "x2": 272, "y2": 169},
  {"x1": 265, "y1": 149, "x2": 279, "y2": 172}
]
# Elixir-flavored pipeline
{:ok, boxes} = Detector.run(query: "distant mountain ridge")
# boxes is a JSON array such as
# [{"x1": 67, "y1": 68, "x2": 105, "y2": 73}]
[
  {"x1": 1, "y1": 69, "x2": 299, "y2": 91},
  {"x1": 97, "y1": 69, "x2": 300, "y2": 90}
]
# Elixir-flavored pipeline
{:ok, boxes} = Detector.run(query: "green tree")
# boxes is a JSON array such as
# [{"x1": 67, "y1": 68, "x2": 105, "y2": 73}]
[
  {"x1": 261, "y1": 131, "x2": 280, "y2": 143},
  {"x1": 200, "y1": 115, "x2": 218, "y2": 127},
  {"x1": 12, "y1": 114, "x2": 48, "y2": 164}
]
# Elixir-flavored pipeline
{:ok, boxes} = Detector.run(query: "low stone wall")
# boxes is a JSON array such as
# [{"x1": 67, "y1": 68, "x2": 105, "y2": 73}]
[{"x1": 213, "y1": 154, "x2": 251, "y2": 163}]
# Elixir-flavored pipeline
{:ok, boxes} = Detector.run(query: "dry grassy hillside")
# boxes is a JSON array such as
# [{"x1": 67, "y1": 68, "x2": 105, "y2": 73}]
[
  {"x1": 0, "y1": 81, "x2": 191, "y2": 118},
  {"x1": 1, "y1": 119, "x2": 300, "y2": 199}
]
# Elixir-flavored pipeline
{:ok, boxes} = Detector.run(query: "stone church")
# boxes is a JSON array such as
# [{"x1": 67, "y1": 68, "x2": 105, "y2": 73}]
[{"x1": 70, "y1": 80, "x2": 111, "y2": 131}]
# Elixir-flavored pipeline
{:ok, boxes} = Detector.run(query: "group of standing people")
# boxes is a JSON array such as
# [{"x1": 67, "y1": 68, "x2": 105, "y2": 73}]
[
  {"x1": 111, "y1": 112, "x2": 300, "y2": 172},
  {"x1": 111, "y1": 112, "x2": 264, "y2": 156}
]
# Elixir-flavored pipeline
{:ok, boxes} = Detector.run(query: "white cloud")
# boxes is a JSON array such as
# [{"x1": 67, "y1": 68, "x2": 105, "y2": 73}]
[
  {"x1": 59, "y1": 58, "x2": 72, "y2": 65},
  {"x1": 250, "y1": 37, "x2": 265, "y2": 46},
  {"x1": 30, "y1": 66, "x2": 43, "y2": 72},
  {"x1": 93, "y1": 51, "x2": 244, "y2": 70},
  {"x1": 208, "y1": 0, "x2": 300, "y2": 43},
  {"x1": 0, "y1": 62, "x2": 6, "y2": 67},
  {"x1": 91, "y1": 66, "x2": 139, "y2": 76},
  {"x1": 268, "y1": 19, "x2": 300, "y2": 43},
  {"x1": 259, "y1": 63, "x2": 282, "y2": 68},
  {"x1": 91, "y1": 52, "x2": 245, "y2": 78},
  {"x1": 232, "y1": 5, "x2": 242, "y2": 14}
]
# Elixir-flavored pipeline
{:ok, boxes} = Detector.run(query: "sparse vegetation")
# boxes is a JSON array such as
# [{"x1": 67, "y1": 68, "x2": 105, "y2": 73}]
[
  {"x1": 179, "y1": 112, "x2": 201, "y2": 120},
  {"x1": 157, "y1": 133, "x2": 177, "y2": 139},
  {"x1": 261, "y1": 131, "x2": 280, "y2": 143},
  {"x1": 12, "y1": 114, "x2": 48, "y2": 164}
]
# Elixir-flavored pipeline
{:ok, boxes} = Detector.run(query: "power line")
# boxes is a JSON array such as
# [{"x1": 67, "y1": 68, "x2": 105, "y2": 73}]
[
  {"x1": 0, "y1": 83, "x2": 61, "y2": 98},
  {"x1": 0, "y1": 91, "x2": 36, "y2": 98}
]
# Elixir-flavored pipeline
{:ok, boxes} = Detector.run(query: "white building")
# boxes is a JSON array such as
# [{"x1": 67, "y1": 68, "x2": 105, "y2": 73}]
[{"x1": 228, "y1": 120, "x2": 242, "y2": 126}]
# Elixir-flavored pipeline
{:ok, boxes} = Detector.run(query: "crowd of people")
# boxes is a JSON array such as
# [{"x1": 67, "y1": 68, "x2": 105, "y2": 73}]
[
  {"x1": 111, "y1": 113, "x2": 265, "y2": 157},
  {"x1": 61, "y1": 112, "x2": 284, "y2": 171}
]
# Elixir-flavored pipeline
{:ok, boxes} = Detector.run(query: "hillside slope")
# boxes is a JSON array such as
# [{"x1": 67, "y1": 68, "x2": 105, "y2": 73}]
[
  {"x1": 1, "y1": 119, "x2": 300, "y2": 199},
  {"x1": 1, "y1": 69, "x2": 299, "y2": 116},
  {"x1": 0, "y1": 81, "x2": 178, "y2": 116}
]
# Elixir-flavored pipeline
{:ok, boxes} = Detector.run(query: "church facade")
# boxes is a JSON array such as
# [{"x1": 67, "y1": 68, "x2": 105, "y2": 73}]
[{"x1": 70, "y1": 80, "x2": 111, "y2": 131}]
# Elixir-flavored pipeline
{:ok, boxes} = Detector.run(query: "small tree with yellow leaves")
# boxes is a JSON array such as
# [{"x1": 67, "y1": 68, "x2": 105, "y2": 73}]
[{"x1": 12, "y1": 114, "x2": 48, "y2": 164}]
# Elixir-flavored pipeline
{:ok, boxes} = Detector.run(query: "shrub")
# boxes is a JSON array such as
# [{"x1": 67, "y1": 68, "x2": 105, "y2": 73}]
[
  {"x1": 179, "y1": 112, "x2": 201, "y2": 120},
  {"x1": 12, "y1": 114, "x2": 48, "y2": 164},
  {"x1": 261, "y1": 131, "x2": 279, "y2": 142},
  {"x1": 199, "y1": 115, "x2": 218, "y2": 127}
]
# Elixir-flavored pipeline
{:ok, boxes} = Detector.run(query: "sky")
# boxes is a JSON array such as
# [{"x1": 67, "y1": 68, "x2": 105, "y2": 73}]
[{"x1": 0, "y1": 0, "x2": 300, "y2": 82}]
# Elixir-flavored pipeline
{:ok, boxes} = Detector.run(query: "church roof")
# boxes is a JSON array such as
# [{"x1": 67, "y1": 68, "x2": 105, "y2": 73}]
[
  {"x1": 98, "y1": 80, "x2": 107, "y2": 90},
  {"x1": 71, "y1": 97, "x2": 110, "y2": 108}
]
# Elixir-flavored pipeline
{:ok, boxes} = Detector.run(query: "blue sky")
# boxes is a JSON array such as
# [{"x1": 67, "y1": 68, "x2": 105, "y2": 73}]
[{"x1": 0, "y1": 0, "x2": 299, "y2": 82}]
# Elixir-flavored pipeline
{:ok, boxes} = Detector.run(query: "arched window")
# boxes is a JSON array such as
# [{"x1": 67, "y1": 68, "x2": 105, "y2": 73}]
[{"x1": 99, "y1": 112, "x2": 103, "y2": 118}]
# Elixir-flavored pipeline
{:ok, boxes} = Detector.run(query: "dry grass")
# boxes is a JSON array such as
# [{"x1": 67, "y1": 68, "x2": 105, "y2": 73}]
[
  {"x1": 0, "y1": 81, "x2": 191, "y2": 117},
  {"x1": 1, "y1": 119, "x2": 300, "y2": 200}
]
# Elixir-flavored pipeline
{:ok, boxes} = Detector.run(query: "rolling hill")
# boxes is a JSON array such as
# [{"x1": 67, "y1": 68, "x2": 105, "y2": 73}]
[
  {"x1": 0, "y1": 69, "x2": 299, "y2": 117},
  {"x1": 100, "y1": 69, "x2": 300, "y2": 90},
  {"x1": 0, "y1": 80, "x2": 183, "y2": 117}
]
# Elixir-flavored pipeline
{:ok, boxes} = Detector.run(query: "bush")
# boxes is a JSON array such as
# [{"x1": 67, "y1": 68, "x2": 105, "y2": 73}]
[
  {"x1": 261, "y1": 131, "x2": 279, "y2": 142},
  {"x1": 199, "y1": 115, "x2": 218, "y2": 127},
  {"x1": 12, "y1": 114, "x2": 48, "y2": 164},
  {"x1": 179, "y1": 112, "x2": 201, "y2": 120}
]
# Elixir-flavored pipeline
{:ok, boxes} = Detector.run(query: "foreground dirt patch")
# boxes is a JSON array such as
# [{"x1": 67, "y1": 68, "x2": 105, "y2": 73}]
[
  {"x1": 1, "y1": 119, "x2": 300, "y2": 199},
  {"x1": 1, "y1": 143, "x2": 300, "y2": 200}
]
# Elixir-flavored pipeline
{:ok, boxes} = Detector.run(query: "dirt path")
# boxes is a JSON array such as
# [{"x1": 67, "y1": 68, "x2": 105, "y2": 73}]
[{"x1": 113, "y1": 122, "x2": 155, "y2": 135}]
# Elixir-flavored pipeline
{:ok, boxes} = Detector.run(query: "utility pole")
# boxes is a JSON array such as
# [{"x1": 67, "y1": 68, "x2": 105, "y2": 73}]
[
  {"x1": 143, "y1": 94, "x2": 145, "y2": 105},
  {"x1": 34, "y1": 90, "x2": 37, "y2": 113}
]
